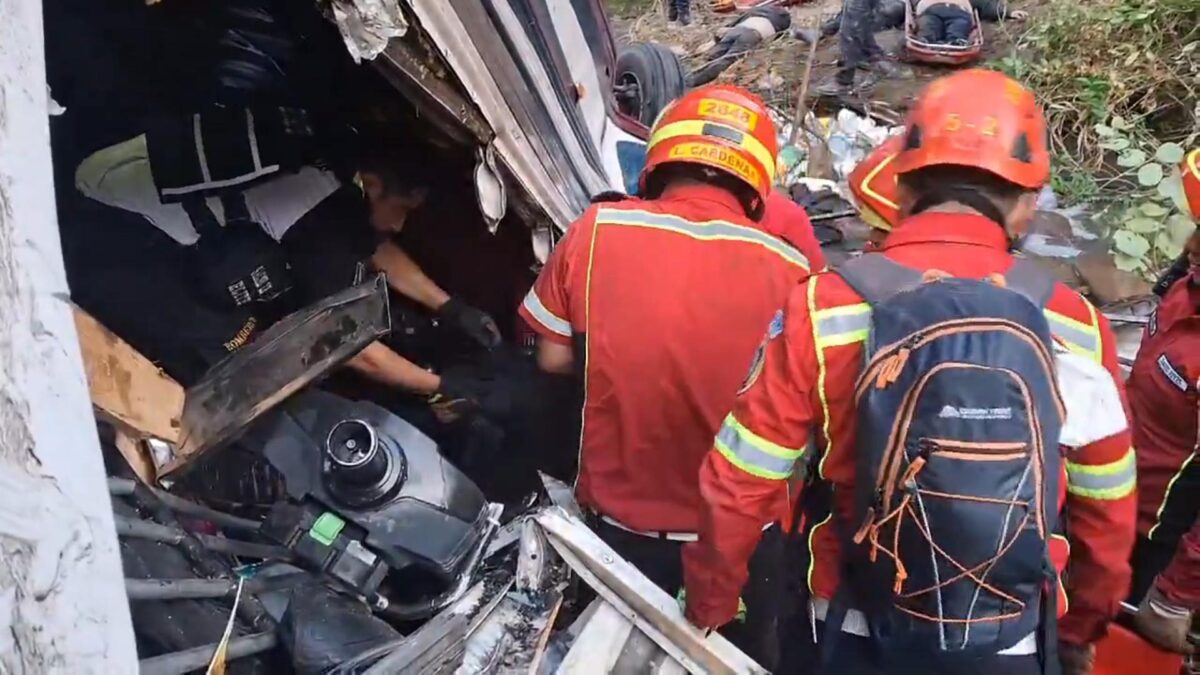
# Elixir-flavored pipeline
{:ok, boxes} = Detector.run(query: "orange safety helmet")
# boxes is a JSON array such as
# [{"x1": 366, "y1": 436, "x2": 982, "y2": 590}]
[
  {"x1": 641, "y1": 84, "x2": 779, "y2": 219},
  {"x1": 1183, "y1": 148, "x2": 1200, "y2": 221},
  {"x1": 848, "y1": 135, "x2": 904, "y2": 232},
  {"x1": 895, "y1": 69, "x2": 1050, "y2": 190}
]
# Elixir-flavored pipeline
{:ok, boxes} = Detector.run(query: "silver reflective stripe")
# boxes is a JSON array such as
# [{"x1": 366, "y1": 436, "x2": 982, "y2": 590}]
[
  {"x1": 1045, "y1": 313, "x2": 1098, "y2": 355},
  {"x1": 817, "y1": 311, "x2": 871, "y2": 338},
  {"x1": 715, "y1": 422, "x2": 797, "y2": 478},
  {"x1": 597, "y1": 208, "x2": 810, "y2": 270},
  {"x1": 1066, "y1": 450, "x2": 1136, "y2": 500},
  {"x1": 522, "y1": 289, "x2": 571, "y2": 337}
]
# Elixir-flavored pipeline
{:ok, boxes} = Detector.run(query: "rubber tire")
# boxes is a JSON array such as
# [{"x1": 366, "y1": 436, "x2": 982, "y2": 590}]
[{"x1": 615, "y1": 41, "x2": 687, "y2": 127}]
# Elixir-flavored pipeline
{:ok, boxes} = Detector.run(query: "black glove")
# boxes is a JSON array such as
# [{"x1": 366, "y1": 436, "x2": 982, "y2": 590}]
[
  {"x1": 429, "y1": 366, "x2": 483, "y2": 407},
  {"x1": 438, "y1": 297, "x2": 501, "y2": 350},
  {"x1": 1059, "y1": 641, "x2": 1096, "y2": 675}
]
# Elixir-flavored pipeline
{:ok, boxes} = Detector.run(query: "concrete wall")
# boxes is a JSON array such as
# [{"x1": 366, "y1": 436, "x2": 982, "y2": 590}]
[{"x1": 0, "y1": 0, "x2": 138, "y2": 670}]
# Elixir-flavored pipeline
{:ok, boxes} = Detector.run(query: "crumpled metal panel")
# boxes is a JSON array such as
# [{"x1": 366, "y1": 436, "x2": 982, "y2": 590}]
[{"x1": 404, "y1": 0, "x2": 589, "y2": 232}]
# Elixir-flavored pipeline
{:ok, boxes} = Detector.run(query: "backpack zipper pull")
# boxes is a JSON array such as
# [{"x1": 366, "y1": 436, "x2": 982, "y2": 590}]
[
  {"x1": 875, "y1": 346, "x2": 911, "y2": 389},
  {"x1": 853, "y1": 506, "x2": 877, "y2": 545}
]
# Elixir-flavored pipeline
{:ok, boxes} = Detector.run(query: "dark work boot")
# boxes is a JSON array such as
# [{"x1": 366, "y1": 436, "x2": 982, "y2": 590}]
[
  {"x1": 667, "y1": 0, "x2": 678, "y2": 23},
  {"x1": 676, "y1": 0, "x2": 693, "y2": 25}
]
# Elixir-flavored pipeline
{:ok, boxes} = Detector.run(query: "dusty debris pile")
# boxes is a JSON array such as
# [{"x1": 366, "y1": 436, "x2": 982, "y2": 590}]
[{"x1": 113, "y1": 470, "x2": 766, "y2": 674}]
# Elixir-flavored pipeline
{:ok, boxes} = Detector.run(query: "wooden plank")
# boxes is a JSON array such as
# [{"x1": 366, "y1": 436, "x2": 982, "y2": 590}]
[
  {"x1": 536, "y1": 508, "x2": 768, "y2": 675},
  {"x1": 557, "y1": 600, "x2": 635, "y2": 675},
  {"x1": 113, "y1": 431, "x2": 156, "y2": 484},
  {"x1": 73, "y1": 305, "x2": 183, "y2": 444}
]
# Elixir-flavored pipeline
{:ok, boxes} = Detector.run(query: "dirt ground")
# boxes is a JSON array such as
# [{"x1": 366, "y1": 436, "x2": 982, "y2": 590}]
[{"x1": 611, "y1": 0, "x2": 1037, "y2": 121}]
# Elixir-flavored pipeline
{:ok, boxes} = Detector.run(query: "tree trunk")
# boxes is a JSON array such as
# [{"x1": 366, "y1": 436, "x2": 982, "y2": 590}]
[{"x1": 0, "y1": 0, "x2": 138, "y2": 670}]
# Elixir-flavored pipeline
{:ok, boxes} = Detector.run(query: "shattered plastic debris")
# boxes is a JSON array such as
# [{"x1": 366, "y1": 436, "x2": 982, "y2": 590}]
[
  {"x1": 330, "y1": 0, "x2": 409, "y2": 63},
  {"x1": 773, "y1": 108, "x2": 903, "y2": 188}
]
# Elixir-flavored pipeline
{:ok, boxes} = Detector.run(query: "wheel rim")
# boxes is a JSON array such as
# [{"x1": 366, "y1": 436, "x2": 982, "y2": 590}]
[{"x1": 615, "y1": 71, "x2": 644, "y2": 120}]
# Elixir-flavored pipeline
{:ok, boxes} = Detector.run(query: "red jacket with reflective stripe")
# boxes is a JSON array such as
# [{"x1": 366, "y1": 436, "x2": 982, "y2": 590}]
[
  {"x1": 517, "y1": 184, "x2": 811, "y2": 532},
  {"x1": 682, "y1": 213, "x2": 1137, "y2": 645},
  {"x1": 1128, "y1": 276, "x2": 1200, "y2": 608},
  {"x1": 762, "y1": 190, "x2": 827, "y2": 271}
]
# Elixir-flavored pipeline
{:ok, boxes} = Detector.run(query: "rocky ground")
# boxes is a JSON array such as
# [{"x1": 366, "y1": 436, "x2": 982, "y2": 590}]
[{"x1": 610, "y1": 0, "x2": 1038, "y2": 120}]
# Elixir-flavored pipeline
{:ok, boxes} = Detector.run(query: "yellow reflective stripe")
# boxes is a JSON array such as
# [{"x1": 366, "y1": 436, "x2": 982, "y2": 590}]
[
  {"x1": 808, "y1": 278, "x2": 834, "y2": 479},
  {"x1": 814, "y1": 302, "x2": 871, "y2": 348},
  {"x1": 1148, "y1": 449, "x2": 1197, "y2": 539},
  {"x1": 807, "y1": 513, "x2": 833, "y2": 592},
  {"x1": 1051, "y1": 533, "x2": 1070, "y2": 614},
  {"x1": 648, "y1": 119, "x2": 775, "y2": 183},
  {"x1": 720, "y1": 414, "x2": 804, "y2": 460},
  {"x1": 1066, "y1": 448, "x2": 1136, "y2": 500},
  {"x1": 595, "y1": 208, "x2": 809, "y2": 270},
  {"x1": 715, "y1": 414, "x2": 803, "y2": 481},
  {"x1": 858, "y1": 150, "x2": 900, "y2": 214},
  {"x1": 1044, "y1": 306, "x2": 1102, "y2": 364},
  {"x1": 521, "y1": 289, "x2": 571, "y2": 337}
]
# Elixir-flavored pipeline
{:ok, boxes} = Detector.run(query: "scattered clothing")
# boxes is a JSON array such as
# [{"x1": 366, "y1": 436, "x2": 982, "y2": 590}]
[{"x1": 687, "y1": 7, "x2": 792, "y2": 87}]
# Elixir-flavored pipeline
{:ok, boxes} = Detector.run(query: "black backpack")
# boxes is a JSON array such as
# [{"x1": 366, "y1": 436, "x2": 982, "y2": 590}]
[{"x1": 836, "y1": 254, "x2": 1065, "y2": 662}]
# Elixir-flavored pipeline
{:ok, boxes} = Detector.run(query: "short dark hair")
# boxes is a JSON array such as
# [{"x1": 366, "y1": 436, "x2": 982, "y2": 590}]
[
  {"x1": 644, "y1": 162, "x2": 760, "y2": 213},
  {"x1": 353, "y1": 138, "x2": 430, "y2": 195},
  {"x1": 898, "y1": 165, "x2": 1032, "y2": 222}
]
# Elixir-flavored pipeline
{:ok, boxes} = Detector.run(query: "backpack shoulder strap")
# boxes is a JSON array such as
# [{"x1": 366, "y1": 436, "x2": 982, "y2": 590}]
[
  {"x1": 833, "y1": 253, "x2": 925, "y2": 306},
  {"x1": 1003, "y1": 257, "x2": 1056, "y2": 309}
]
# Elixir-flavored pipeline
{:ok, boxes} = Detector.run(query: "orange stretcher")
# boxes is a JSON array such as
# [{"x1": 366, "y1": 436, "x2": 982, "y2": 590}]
[
  {"x1": 903, "y1": 2, "x2": 984, "y2": 66},
  {"x1": 1093, "y1": 603, "x2": 1186, "y2": 675}
]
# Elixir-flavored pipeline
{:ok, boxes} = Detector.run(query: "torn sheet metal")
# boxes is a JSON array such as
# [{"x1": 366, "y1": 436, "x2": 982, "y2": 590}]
[{"x1": 331, "y1": 0, "x2": 409, "y2": 63}]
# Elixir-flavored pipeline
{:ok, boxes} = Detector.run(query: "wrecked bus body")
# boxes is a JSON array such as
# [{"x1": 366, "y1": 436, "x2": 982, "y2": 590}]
[{"x1": 42, "y1": 0, "x2": 728, "y2": 672}]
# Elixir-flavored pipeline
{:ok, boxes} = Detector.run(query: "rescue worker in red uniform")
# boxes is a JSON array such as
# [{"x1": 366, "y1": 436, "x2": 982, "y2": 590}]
[
  {"x1": 849, "y1": 134, "x2": 904, "y2": 245},
  {"x1": 682, "y1": 70, "x2": 1137, "y2": 675},
  {"x1": 1126, "y1": 148, "x2": 1200, "y2": 654},
  {"x1": 518, "y1": 84, "x2": 812, "y2": 668},
  {"x1": 763, "y1": 189, "x2": 828, "y2": 270}
]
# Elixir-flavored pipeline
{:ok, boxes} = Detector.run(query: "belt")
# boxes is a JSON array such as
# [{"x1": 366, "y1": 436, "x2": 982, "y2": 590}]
[
  {"x1": 595, "y1": 514, "x2": 777, "y2": 543},
  {"x1": 810, "y1": 598, "x2": 1038, "y2": 656},
  {"x1": 597, "y1": 514, "x2": 700, "y2": 542}
]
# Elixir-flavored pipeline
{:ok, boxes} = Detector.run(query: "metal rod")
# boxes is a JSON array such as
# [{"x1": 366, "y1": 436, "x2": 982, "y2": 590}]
[
  {"x1": 809, "y1": 210, "x2": 859, "y2": 223},
  {"x1": 126, "y1": 484, "x2": 276, "y2": 632},
  {"x1": 138, "y1": 631, "x2": 277, "y2": 675},
  {"x1": 126, "y1": 572, "x2": 309, "y2": 601},
  {"x1": 108, "y1": 478, "x2": 261, "y2": 533},
  {"x1": 114, "y1": 516, "x2": 292, "y2": 561}
]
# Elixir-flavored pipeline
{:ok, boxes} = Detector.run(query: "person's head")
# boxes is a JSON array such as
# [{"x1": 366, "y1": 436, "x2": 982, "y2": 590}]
[
  {"x1": 356, "y1": 142, "x2": 431, "y2": 235},
  {"x1": 848, "y1": 135, "x2": 903, "y2": 248},
  {"x1": 893, "y1": 69, "x2": 1050, "y2": 240},
  {"x1": 639, "y1": 84, "x2": 779, "y2": 220}
]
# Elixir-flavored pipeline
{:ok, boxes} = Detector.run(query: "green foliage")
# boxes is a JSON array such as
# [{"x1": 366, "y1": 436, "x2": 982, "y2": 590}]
[
  {"x1": 1089, "y1": 118, "x2": 1194, "y2": 279},
  {"x1": 991, "y1": 0, "x2": 1199, "y2": 280}
]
